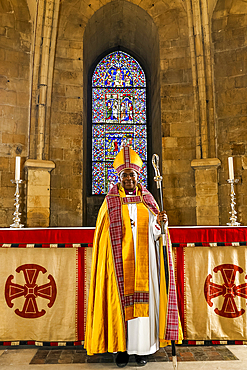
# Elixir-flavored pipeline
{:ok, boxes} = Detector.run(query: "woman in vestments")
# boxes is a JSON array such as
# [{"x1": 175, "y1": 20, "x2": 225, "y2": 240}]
[{"x1": 85, "y1": 146, "x2": 183, "y2": 367}]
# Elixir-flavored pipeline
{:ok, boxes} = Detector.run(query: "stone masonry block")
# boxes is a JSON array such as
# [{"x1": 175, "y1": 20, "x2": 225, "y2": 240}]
[
  {"x1": 50, "y1": 148, "x2": 64, "y2": 160},
  {"x1": 0, "y1": 89, "x2": 17, "y2": 105},
  {"x1": 27, "y1": 208, "x2": 50, "y2": 228},
  {"x1": 66, "y1": 97, "x2": 83, "y2": 113},
  {"x1": 27, "y1": 170, "x2": 50, "y2": 186},
  {"x1": 17, "y1": 92, "x2": 29, "y2": 107},
  {"x1": 162, "y1": 159, "x2": 192, "y2": 175},
  {"x1": 196, "y1": 194, "x2": 219, "y2": 207},
  {"x1": 162, "y1": 137, "x2": 178, "y2": 148},
  {"x1": 162, "y1": 147, "x2": 194, "y2": 160},
  {"x1": 196, "y1": 206, "x2": 219, "y2": 219},
  {"x1": 197, "y1": 183, "x2": 219, "y2": 200},
  {"x1": 0, "y1": 157, "x2": 10, "y2": 171},
  {"x1": 51, "y1": 188, "x2": 69, "y2": 199},
  {"x1": 27, "y1": 185, "x2": 50, "y2": 197},
  {"x1": 69, "y1": 188, "x2": 82, "y2": 200},
  {"x1": 197, "y1": 216, "x2": 220, "y2": 226},
  {"x1": 0, "y1": 186, "x2": 16, "y2": 207},
  {"x1": 63, "y1": 149, "x2": 82, "y2": 161},
  {"x1": 51, "y1": 111, "x2": 82, "y2": 126},
  {"x1": 27, "y1": 195, "x2": 50, "y2": 208},
  {"x1": 164, "y1": 186, "x2": 195, "y2": 199},
  {"x1": 195, "y1": 169, "x2": 217, "y2": 184},
  {"x1": 170, "y1": 122, "x2": 196, "y2": 137},
  {"x1": 57, "y1": 211, "x2": 82, "y2": 227},
  {"x1": 59, "y1": 162, "x2": 73, "y2": 176},
  {"x1": 65, "y1": 85, "x2": 83, "y2": 98},
  {"x1": 0, "y1": 209, "x2": 7, "y2": 227},
  {"x1": 1, "y1": 172, "x2": 15, "y2": 187}
]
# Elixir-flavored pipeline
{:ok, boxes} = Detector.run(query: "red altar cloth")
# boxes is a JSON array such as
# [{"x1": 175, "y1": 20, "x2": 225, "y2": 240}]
[
  {"x1": 0, "y1": 227, "x2": 95, "y2": 244},
  {"x1": 1, "y1": 226, "x2": 247, "y2": 346},
  {"x1": 1, "y1": 226, "x2": 247, "y2": 244}
]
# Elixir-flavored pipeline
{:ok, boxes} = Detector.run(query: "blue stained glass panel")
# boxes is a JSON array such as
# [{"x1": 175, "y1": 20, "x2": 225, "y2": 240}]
[
  {"x1": 92, "y1": 90, "x2": 104, "y2": 123},
  {"x1": 93, "y1": 51, "x2": 145, "y2": 88},
  {"x1": 106, "y1": 163, "x2": 119, "y2": 192},
  {"x1": 135, "y1": 125, "x2": 147, "y2": 138},
  {"x1": 92, "y1": 51, "x2": 147, "y2": 195},
  {"x1": 105, "y1": 133, "x2": 124, "y2": 160},
  {"x1": 105, "y1": 125, "x2": 134, "y2": 134},
  {"x1": 93, "y1": 162, "x2": 105, "y2": 194},
  {"x1": 93, "y1": 139, "x2": 105, "y2": 161},
  {"x1": 134, "y1": 138, "x2": 147, "y2": 161},
  {"x1": 139, "y1": 163, "x2": 148, "y2": 187},
  {"x1": 93, "y1": 125, "x2": 105, "y2": 138}
]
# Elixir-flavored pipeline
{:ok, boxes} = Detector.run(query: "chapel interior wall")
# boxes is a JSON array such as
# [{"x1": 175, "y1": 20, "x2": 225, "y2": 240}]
[
  {"x1": 212, "y1": 0, "x2": 247, "y2": 225},
  {"x1": 1, "y1": 0, "x2": 247, "y2": 228},
  {"x1": 158, "y1": 3, "x2": 196, "y2": 225},
  {"x1": 49, "y1": 0, "x2": 84, "y2": 226},
  {"x1": 0, "y1": 0, "x2": 31, "y2": 227}
]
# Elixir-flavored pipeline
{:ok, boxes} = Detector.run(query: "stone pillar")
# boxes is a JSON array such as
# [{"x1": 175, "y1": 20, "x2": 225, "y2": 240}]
[
  {"x1": 191, "y1": 158, "x2": 221, "y2": 225},
  {"x1": 24, "y1": 159, "x2": 55, "y2": 227}
]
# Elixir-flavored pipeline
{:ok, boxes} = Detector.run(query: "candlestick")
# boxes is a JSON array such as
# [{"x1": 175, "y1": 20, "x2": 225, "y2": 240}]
[
  {"x1": 15, "y1": 156, "x2": 21, "y2": 181},
  {"x1": 10, "y1": 179, "x2": 24, "y2": 228},
  {"x1": 228, "y1": 157, "x2": 234, "y2": 180},
  {"x1": 227, "y1": 179, "x2": 240, "y2": 226}
]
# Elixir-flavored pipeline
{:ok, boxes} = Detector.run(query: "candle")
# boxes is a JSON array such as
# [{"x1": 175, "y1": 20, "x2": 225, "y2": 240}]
[
  {"x1": 228, "y1": 157, "x2": 234, "y2": 180},
  {"x1": 15, "y1": 156, "x2": 21, "y2": 181}
]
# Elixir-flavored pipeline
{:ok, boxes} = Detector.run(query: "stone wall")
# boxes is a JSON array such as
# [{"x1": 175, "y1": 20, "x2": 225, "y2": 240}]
[
  {"x1": 1, "y1": 0, "x2": 247, "y2": 228},
  {"x1": 0, "y1": 0, "x2": 31, "y2": 227},
  {"x1": 212, "y1": 0, "x2": 247, "y2": 225},
  {"x1": 48, "y1": 0, "x2": 196, "y2": 226},
  {"x1": 49, "y1": 1, "x2": 84, "y2": 226},
  {"x1": 159, "y1": 7, "x2": 196, "y2": 225}
]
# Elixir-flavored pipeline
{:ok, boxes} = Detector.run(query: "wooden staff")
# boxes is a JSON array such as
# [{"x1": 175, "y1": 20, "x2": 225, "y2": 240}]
[{"x1": 152, "y1": 154, "x2": 177, "y2": 370}]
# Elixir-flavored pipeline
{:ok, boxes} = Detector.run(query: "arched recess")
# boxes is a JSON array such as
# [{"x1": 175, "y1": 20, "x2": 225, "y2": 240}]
[{"x1": 83, "y1": 0, "x2": 161, "y2": 225}]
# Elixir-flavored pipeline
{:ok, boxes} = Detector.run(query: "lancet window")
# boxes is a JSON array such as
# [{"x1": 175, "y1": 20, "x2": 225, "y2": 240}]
[{"x1": 92, "y1": 51, "x2": 147, "y2": 194}]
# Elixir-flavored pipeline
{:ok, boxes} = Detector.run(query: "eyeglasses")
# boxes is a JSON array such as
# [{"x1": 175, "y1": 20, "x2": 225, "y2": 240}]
[{"x1": 120, "y1": 171, "x2": 138, "y2": 179}]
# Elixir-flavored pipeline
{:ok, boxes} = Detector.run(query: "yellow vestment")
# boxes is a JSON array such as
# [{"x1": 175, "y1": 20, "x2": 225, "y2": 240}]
[{"x1": 84, "y1": 185, "x2": 183, "y2": 355}]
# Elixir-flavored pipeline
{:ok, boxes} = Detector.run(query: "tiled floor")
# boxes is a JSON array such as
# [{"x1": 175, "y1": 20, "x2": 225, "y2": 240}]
[
  {"x1": 0, "y1": 345, "x2": 247, "y2": 370},
  {"x1": 29, "y1": 346, "x2": 237, "y2": 364}
]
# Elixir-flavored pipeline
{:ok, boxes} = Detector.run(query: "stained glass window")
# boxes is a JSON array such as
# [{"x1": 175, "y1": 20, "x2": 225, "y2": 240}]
[{"x1": 92, "y1": 51, "x2": 147, "y2": 194}]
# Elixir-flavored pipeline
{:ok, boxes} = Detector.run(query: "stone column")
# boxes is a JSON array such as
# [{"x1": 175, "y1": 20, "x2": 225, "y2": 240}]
[
  {"x1": 24, "y1": 159, "x2": 55, "y2": 227},
  {"x1": 191, "y1": 158, "x2": 221, "y2": 225}
]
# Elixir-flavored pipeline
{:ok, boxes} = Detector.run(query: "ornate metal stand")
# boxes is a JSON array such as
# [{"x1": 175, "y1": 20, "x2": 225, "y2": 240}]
[
  {"x1": 10, "y1": 179, "x2": 24, "y2": 228},
  {"x1": 227, "y1": 179, "x2": 240, "y2": 226}
]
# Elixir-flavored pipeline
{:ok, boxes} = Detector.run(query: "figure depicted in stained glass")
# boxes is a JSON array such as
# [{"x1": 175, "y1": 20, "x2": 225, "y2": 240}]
[
  {"x1": 120, "y1": 98, "x2": 133, "y2": 122},
  {"x1": 128, "y1": 101, "x2": 133, "y2": 121},
  {"x1": 114, "y1": 68, "x2": 124, "y2": 87},
  {"x1": 121, "y1": 135, "x2": 133, "y2": 148},
  {"x1": 105, "y1": 69, "x2": 114, "y2": 86},
  {"x1": 124, "y1": 70, "x2": 132, "y2": 87},
  {"x1": 112, "y1": 100, "x2": 118, "y2": 121},
  {"x1": 106, "y1": 135, "x2": 122, "y2": 160},
  {"x1": 106, "y1": 100, "x2": 112, "y2": 121}
]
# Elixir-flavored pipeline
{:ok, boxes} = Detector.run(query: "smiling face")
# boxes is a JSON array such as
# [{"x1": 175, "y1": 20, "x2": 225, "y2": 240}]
[{"x1": 119, "y1": 169, "x2": 138, "y2": 192}]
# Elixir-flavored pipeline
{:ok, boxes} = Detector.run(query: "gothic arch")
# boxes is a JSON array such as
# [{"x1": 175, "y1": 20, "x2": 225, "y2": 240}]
[
  {"x1": 82, "y1": 0, "x2": 161, "y2": 225},
  {"x1": 51, "y1": 0, "x2": 193, "y2": 226}
]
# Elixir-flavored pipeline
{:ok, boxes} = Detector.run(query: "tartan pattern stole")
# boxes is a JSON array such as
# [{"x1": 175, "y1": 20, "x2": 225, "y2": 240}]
[{"x1": 106, "y1": 184, "x2": 159, "y2": 320}]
